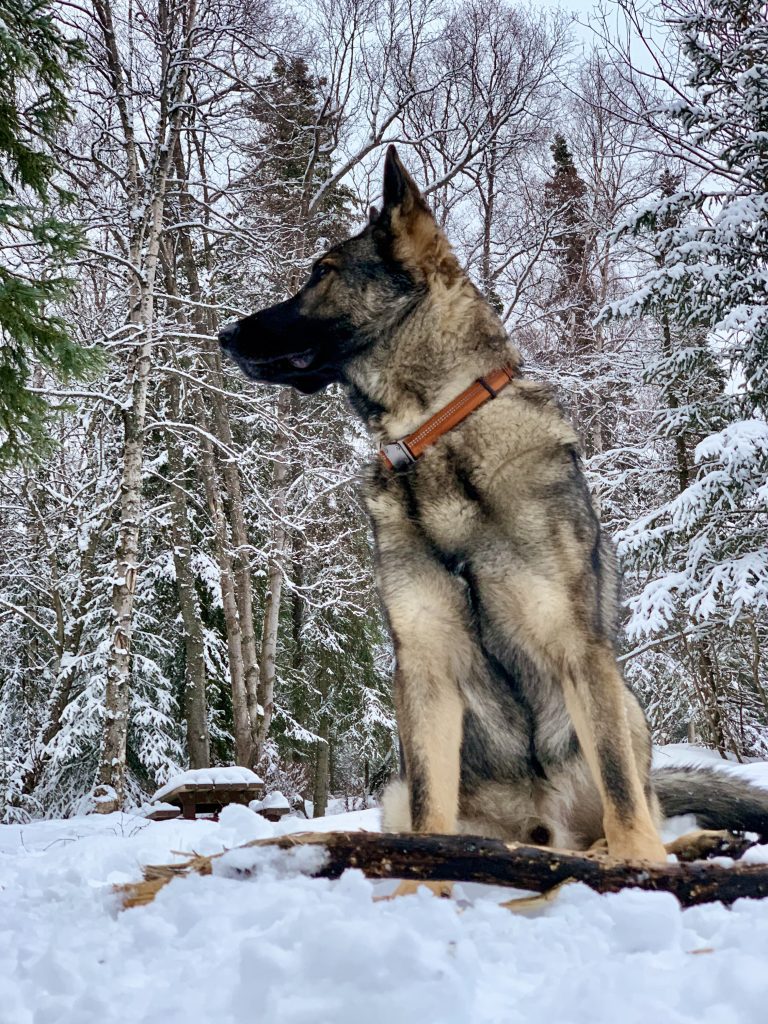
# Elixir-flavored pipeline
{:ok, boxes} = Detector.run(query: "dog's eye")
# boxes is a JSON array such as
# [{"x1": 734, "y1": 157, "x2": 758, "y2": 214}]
[{"x1": 313, "y1": 264, "x2": 332, "y2": 282}]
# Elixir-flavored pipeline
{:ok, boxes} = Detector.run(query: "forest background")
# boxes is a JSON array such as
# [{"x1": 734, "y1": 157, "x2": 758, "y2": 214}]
[{"x1": 1, "y1": 0, "x2": 766, "y2": 821}]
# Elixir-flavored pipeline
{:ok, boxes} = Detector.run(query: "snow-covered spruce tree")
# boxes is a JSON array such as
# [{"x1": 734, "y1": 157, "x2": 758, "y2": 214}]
[
  {"x1": 605, "y1": 1, "x2": 768, "y2": 756},
  {"x1": 225, "y1": 52, "x2": 397, "y2": 805},
  {"x1": 0, "y1": 0, "x2": 97, "y2": 465},
  {"x1": 0, "y1": 374, "x2": 189, "y2": 820},
  {"x1": 536, "y1": 54, "x2": 663, "y2": 466},
  {"x1": 545, "y1": 135, "x2": 597, "y2": 355},
  {"x1": 542, "y1": 134, "x2": 606, "y2": 454}
]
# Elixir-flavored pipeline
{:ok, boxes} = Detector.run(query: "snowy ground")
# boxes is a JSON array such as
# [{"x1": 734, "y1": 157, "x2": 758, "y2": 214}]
[{"x1": 2, "y1": 748, "x2": 768, "y2": 1024}]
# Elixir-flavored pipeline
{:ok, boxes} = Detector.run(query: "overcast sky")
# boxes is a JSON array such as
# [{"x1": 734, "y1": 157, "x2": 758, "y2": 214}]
[{"x1": 532, "y1": 0, "x2": 671, "y2": 73}]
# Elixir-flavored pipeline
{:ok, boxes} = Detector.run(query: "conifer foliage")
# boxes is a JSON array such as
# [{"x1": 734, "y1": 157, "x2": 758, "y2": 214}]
[
  {"x1": 604, "y1": 0, "x2": 768, "y2": 754},
  {"x1": 545, "y1": 135, "x2": 596, "y2": 355},
  {"x1": 0, "y1": 0, "x2": 93, "y2": 464}
]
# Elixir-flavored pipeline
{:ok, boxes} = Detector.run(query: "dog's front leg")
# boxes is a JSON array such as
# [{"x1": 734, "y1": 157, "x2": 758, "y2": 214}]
[
  {"x1": 384, "y1": 606, "x2": 466, "y2": 900},
  {"x1": 369, "y1": 489, "x2": 471, "y2": 836},
  {"x1": 392, "y1": 651, "x2": 464, "y2": 835},
  {"x1": 384, "y1": 563, "x2": 468, "y2": 836},
  {"x1": 369, "y1": 488, "x2": 472, "y2": 897}
]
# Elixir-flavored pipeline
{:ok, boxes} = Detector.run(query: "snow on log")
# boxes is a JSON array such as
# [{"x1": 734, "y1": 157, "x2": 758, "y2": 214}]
[{"x1": 118, "y1": 830, "x2": 768, "y2": 910}]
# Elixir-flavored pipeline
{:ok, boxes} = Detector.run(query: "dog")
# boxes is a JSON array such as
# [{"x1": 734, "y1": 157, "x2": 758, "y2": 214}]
[{"x1": 220, "y1": 145, "x2": 768, "y2": 864}]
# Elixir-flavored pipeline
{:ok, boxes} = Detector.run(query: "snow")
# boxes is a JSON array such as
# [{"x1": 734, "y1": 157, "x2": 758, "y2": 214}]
[
  {"x1": 654, "y1": 743, "x2": 768, "y2": 794},
  {"x1": 250, "y1": 790, "x2": 290, "y2": 812},
  {"x1": 2, "y1": 747, "x2": 768, "y2": 1024},
  {"x1": 152, "y1": 766, "x2": 264, "y2": 802}
]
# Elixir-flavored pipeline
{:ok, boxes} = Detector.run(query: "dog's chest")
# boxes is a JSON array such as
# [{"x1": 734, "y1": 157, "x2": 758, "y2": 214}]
[
  {"x1": 411, "y1": 453, "x2": 487, "y2": 553},
  {"x1": 419, "y1": 489, "x2": 481, "y2": 554},
  {"x1": 365, "y1": 453, "x2": 485, "y2": 558}
]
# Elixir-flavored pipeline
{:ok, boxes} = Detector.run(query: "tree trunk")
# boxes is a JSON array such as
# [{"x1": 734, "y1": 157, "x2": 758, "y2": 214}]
[
  {"x1": 480, "y1": 142, "x2": 496, "y2": 304},
  {"x1": 96, "y1": 325, "x2": 154, "y2": 810},
  {"x1": 660, "y1": 312, "x2": 690, "y2": 491},
  {"x1": 313, "y1": 716, "x2": 330, "y2": 819},
  {"x1": 202, "y1": 338, "x2": 262, "y2": 748},
  {"x1": 165, "y1": 381, "x2": 210, "y2": 769},
  {"x1": 312, "y1": 667, "x2": 331, "y2": 818},
  {"x1": 94, "y1": 0, "x2": 199, "y2": 813},
  {"x1": 171, "y1": 143, "x2": 262, "y2": 755},
  {"x1": 255, "y1": 388, "x2": 293, "y2": 762},
  {"x1": 193, "y1": 390, "x2": 253, "y2": 767}
]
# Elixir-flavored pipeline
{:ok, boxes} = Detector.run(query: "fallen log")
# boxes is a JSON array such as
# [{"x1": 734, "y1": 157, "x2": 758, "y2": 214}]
[{"x1": 118, "y1": 830, "x2": 768, "y2": 910}]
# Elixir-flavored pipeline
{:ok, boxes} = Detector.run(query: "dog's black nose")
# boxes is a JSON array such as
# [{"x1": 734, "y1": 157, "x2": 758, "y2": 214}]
[{"x1": 218, "y1": 321, "x2": 239, "y2": 349}]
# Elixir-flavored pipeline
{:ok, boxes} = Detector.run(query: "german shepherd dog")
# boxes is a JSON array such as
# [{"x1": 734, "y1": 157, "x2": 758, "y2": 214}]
[{"x1": 220, "y1": 146, "x2": 768, "y2": 868}]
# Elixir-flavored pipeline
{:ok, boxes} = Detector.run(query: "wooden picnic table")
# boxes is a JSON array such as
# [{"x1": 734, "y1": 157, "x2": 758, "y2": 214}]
[
  {"x1": 152, "y1": 780, "x2": 266, "y2": 820},
  {"x1": 146, "y1": 769, "x2": 293, "y2": 823}
]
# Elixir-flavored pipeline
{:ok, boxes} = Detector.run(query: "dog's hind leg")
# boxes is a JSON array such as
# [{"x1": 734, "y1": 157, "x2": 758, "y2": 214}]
[
  {"x1": 479, "y1": 558, "x2": 666, "y2": 861},
  {"x1": 560, "y1": 643, "x2": 667, "y2": 863}
]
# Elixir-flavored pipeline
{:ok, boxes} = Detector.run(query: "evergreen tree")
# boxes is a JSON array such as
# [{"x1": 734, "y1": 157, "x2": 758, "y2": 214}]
[
  {"x1": 543, "y1": 134, "x2": 607, "y2": 453},
  {"x1": 242, "y1": 56, "x2": 355, "y2": 294},
  {"x1": 0, "y1": 0, "x2": 94, "y2": 465},
  {"x1": 605, "y1": 1, "x2": 768, "y2": 755},
  {"x1": 545, "y1": 134, "x2": 596, "y2": 355}
]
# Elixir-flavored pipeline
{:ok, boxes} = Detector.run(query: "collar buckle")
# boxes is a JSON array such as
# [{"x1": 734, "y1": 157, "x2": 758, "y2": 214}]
[{"x1": 380, "y1": 440, "x2": 416, "y2": 470}]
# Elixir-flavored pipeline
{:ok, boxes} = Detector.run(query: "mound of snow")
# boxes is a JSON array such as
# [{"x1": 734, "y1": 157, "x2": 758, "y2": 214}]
[
  {"x1": 2, "y1": 748, "x2": 768, "y2": 1023},
  {"x1": 250, "y1": 791, "x2": 290, "y2": 812}
]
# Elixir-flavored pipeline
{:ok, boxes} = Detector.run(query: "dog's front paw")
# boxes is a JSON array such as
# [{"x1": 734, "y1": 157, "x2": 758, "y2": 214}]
[{"x1": 375, "y1": 879, "x2": 454, "y2": 901}]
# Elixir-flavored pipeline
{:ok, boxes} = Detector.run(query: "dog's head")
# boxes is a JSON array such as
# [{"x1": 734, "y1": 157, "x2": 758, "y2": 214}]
[{"x1": 219, "y1": 146, "x2": 459, "y2": 393}]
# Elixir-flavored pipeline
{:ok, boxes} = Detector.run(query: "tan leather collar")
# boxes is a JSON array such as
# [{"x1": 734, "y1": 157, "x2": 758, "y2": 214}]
[{"x1": 379, "y1": 365, "x2": 516, "y2": 470}]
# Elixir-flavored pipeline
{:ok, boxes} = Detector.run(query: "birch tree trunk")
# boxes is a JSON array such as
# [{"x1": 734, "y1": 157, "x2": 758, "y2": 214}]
[
  {"x1": 172, "y1": 144, "x2": 262, "y2": 755},
  {"x1": 94, "y1": 0, "x2": 198, "y2": 811},
  {"x1": 206, "y1": 346, "x2": 262, "y2": 753}
]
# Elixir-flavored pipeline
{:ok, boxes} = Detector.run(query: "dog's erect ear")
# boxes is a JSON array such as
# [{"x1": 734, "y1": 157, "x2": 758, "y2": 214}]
[
  {"x1": 368, "y1": 205, "x2": 379, "y2": 226},
  {"x1": 379, "y1": 145, "x2": 458, "y2": 283},
  {"x1": 382, "y1": 145, "x2": 425, "y2": 215}
]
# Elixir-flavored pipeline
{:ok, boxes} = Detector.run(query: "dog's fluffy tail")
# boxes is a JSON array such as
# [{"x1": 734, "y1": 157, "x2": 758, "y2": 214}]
[{"x1": 653, "y1": 765, "x2": 768, "y2": 839}]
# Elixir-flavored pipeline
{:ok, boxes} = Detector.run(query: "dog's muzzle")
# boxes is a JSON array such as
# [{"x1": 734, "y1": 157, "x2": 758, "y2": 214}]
[{"x1": 218, "y1": 321, "x2": 239, "y2": 349}]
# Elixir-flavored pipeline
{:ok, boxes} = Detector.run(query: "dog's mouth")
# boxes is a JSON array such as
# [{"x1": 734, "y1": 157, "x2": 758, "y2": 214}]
[
  {"x1": 229, "y1": 347, "x2": 331, "y2": 393},
  {"x1": 287, "y1": 350, "x2": 315, "y2": 369},
  {"x1": 221, "y1": 326, "x2": 338, "y2": 392},
  {"x1": 233, "y1": 348, "x2": 317, "y2": 375},
  {"x1": 253, "y1": 348, "x2": 316, "y2": 372}
]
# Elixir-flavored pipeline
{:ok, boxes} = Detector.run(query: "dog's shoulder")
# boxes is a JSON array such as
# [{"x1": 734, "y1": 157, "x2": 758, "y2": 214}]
[{"x1": 460, "y1": 379, "x2": 580, "y2": 475}]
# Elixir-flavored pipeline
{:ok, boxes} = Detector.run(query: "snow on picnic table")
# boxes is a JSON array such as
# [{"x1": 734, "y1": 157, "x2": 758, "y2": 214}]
[
  {"x1": 1, "y1": 747, "x2": 768, "y2": 1024},
  {"x1": 250, "y1": 790, "x2": 291, "y2": 812},
  {"x1": 152, "y1": 766, "x2": 264, "y2": 802}
]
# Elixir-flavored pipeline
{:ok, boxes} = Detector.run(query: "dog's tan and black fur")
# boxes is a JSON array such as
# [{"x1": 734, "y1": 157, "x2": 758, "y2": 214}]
[{"x1": 220, "y1": 146, "x2": 768, "y2": 861}]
